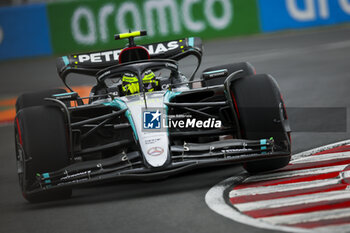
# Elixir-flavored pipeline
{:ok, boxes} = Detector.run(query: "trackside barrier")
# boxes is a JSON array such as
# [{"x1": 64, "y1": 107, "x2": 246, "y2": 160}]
[
  {"x1": 258, "y1": 0, "x2": 350, "y2": 32},
  {"x1": 46, "y1": 0, "x2": 260, "y2": 54},
  {"x1": 0, "y1": 0, "x2": 350, "y2": 60},
  {"x1": 0, "y1": 4, "x2": 52, "y2": 60}
]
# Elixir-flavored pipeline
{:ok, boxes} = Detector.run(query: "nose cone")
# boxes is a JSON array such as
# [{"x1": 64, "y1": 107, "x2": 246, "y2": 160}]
[{"x1": 121, "y1": 92, "x2": 170, "y2": 168}]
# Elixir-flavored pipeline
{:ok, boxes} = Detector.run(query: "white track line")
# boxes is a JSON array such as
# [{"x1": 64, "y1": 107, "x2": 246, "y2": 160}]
[
  {"x1": 291, "y1": 151, "x2": 350, "y2": 164},
  {"x1": 314, "y1": 223, "x2": 350, "y2": 233},
  {"x1": 292, "y1": 140, "x2": 350, "y2": 161},
  {"x1": 230, "y1": 179, "x2": 340, "y2": 198},
  {"x1": 235, "y1": 190, "x2": 350, "y2": 212},
  {"x1": 0, "y1": 122, "x2": 12, "y2": 128},
  {"x1": 261, "y1": 207, "x2": 350, "y2": 225},
  {"x1": 244, "y1": 164, "x2": 346, "y2": 183},
  {"x1": 205, "y1": 39, "x2": 350, "y2": 64},
  {"x1": 323, "y1": 40, "x2": 350, "y2": 50}
]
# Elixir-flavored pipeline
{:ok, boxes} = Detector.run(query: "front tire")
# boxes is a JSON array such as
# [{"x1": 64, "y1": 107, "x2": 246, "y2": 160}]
[
  {"x1": 15, "y1": 105, "x2": 72, "y2": 202},
  {"x1": 230, "y1": 74, "x2": 291, "y2": 173},
  {"x1": 15, "y1": 88, "x2": 67, "y2": 112}
]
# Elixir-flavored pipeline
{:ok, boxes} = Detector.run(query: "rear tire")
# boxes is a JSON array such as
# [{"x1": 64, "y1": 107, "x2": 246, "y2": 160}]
[
  {"x1": 15, "y1": 105, "x2": 72, "y2": 202},
  {"x1": 230, "y1": 74, "x2": 291, "y2": 173},
  {"x1": 15, "y1": 89, "x2": 67, "y2": 112}
]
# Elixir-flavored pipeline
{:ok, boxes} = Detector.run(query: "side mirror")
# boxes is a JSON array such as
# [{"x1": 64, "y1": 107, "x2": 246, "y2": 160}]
[{"x1": 202, "y1": 69, "x2": 228, "y2": 86}]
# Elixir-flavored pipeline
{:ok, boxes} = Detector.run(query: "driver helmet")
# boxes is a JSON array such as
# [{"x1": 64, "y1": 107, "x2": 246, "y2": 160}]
[
  {"x1": 142, "y1": 70, "x2": 159, "y2": 92},
  {"x1": 122, "y1": 73, "x2": 139, "y2": 95}
]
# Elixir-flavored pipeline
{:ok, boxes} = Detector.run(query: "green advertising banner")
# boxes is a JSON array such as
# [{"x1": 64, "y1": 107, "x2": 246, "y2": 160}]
[{"x1": 47, "y1": 0, "x2": 259, "y2": 54}]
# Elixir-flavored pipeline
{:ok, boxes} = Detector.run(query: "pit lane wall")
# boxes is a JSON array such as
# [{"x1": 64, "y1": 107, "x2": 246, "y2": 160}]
[{"x1": 1, "y1": 0, "x2": 350, "y2": 60}]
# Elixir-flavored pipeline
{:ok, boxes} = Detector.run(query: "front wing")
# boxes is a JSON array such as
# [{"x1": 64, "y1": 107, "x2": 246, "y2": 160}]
[{"x1": 29, "y1": 138, "x2": 290, "y2": 195}]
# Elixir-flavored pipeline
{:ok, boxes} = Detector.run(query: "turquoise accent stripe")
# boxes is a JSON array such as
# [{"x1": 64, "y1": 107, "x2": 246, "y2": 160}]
[
  {"x1": 125, "y1": 110, "x2": 138, "y2": 140},
  {"x1": 103, "y1": 99, "x2": 138, "y2": 141},
  {"x1": 164, "y1": 90, "x2": 181, "y2": 114},
  {"x1": 164, "y1": 90, "x2": 181, "y2": 103},
  {"x1": 188, "y1": 37, "x2": 194, "y2": 47},
  {"x1": 62, "y1": 56, "x2": 69, "y2": 65},
  {"x1": 53, "y1": 92, "x2": 76, "y2": 97},
  {"x1": 44, "y1": 179, "x2": 51, "y2": 184},
  {"x1": 203, "y1": 69, "x2": 227, "y2": 75},
  {"x1": 164, "y1": 90, "x2": 182, "y2": 135},
  {"x1": 42, "y1": 173, "x2": 50, "y2": 178},
  {"x1": 260, "y1": 139, "x2": 267, "y2": 154}
]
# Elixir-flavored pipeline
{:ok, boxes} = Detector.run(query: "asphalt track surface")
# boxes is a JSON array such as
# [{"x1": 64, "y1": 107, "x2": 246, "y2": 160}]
[{"x1": 1, "y1": 26, "x2": 350, "y2": 233}]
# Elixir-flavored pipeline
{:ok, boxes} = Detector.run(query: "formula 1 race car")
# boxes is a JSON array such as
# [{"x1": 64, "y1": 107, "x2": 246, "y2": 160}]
[{"x1": 14, "y1": 31, "x2": 291, "y2": 202}]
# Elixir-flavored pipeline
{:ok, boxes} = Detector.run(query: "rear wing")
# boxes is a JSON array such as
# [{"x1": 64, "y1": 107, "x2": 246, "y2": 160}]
[{"x1": 56, "y1": 37, "x2": 203, "y2": 87}]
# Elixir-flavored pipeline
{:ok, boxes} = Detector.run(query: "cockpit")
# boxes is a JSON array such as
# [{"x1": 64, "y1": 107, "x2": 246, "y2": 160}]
[{"x1": 95, "y1": 59, "x2": 188, "y2": 97}]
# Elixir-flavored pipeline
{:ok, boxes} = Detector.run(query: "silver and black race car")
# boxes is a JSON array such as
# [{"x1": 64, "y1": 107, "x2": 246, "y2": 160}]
[{"x1": 14, "y1": 31, "x2": 291, "y2": 202}]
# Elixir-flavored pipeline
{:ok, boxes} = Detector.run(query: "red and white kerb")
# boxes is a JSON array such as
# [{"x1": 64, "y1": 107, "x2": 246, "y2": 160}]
[{"x1": 229, "y1": 144, "x2": 350, "y2": 232}]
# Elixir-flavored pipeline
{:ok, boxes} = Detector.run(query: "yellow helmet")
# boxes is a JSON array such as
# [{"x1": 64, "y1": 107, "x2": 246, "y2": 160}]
[
  {"x1": 122, "y1": 73, "x2": 139, "y2": 95},
  {"x1": 142, "y1": 70, "x2": 159, "y2": 92}
]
